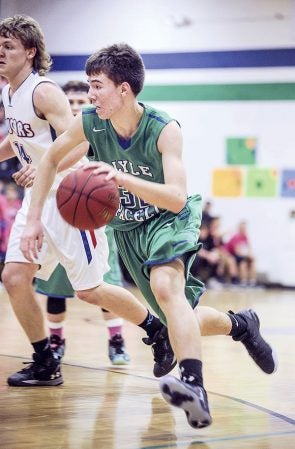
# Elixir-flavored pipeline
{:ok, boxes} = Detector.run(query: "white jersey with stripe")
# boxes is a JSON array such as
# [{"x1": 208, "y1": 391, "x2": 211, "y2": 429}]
[
  {"x1": 2, "y1": 71, "x2": 87, "y2": 191},
  {"x1": 2, "y1": 71, "x2": 109, "y2": 289}
]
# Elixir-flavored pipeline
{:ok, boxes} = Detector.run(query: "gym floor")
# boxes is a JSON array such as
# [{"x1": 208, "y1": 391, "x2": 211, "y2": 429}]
[{"x1": 1, "y1": 285, "x2": 294, "y2": 449}]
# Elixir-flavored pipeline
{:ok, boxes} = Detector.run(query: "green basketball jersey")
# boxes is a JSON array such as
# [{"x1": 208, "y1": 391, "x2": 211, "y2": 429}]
[{"x1": 82, "y1": 103, "x2": 174, "y2": 231}]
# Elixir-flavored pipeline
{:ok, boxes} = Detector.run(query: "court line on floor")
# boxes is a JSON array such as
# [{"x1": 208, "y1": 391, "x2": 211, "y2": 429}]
[
  {"x1": 140, "y1": 429, "x2": 295, "y2": 449},
  {"x1": 2, "y1": 353, "x2": 294, "y2": 429}
]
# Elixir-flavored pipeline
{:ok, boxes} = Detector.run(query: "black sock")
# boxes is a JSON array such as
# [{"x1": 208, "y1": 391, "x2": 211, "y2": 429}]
[
  {"x1": 227, "y1": 310, "x2": 248, "y2": 337},
  {"x1": 138, "y1": 310, "x2": 162, "y2": 338},
  {"x1": 32, "y1": 337, "x2": 51, "y2": 356},
  {"x1": 180, "y1": 359, "x2": 203, "y2": 387}
]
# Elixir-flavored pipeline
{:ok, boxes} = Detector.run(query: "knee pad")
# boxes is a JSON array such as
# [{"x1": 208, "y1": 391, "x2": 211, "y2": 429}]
[{"x1": 47, "y1": 296, "x2": 67, "y2": 314}]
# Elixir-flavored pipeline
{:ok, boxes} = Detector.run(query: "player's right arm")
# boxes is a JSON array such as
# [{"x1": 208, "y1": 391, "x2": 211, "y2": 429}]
[{"x1": 20, "y1": 114, "x2": 86, "y2": 262}]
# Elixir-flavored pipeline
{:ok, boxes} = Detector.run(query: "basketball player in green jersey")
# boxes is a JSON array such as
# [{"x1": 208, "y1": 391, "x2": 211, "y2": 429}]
[{"x1": 22, "y1": 43, "x2": 277, "y2": 429}]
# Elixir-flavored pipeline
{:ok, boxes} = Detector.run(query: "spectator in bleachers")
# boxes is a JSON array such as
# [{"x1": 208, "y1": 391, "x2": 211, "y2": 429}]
[
  {"x1": 202, "y1": 199, "x2": 213, "y2": 225},
  {"x1": 224, "y1": 220, "x2": 257, "y2": 287},
  {"x1": 192, "y1": 216, "x2": 239, "y2": 289},
  {"x1": 191, "y1": 221, "x2": 222, "y2": 286},
  {"x1": 207, "y1": 216, "x2": 239, "y2": 288}
]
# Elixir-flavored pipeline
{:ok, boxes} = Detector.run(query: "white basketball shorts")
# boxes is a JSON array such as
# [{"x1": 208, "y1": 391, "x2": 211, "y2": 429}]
[{"x1": 5, "y1": 188, "x2": 109, "y2": 291}]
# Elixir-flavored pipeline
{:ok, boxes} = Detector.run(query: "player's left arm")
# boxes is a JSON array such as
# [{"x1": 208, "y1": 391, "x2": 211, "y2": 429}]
[
  {"x1": 157, "y1": 120, "x2": 188, "y2": 212},
  {"x1": 90, "y1": 120, "x2": 187, "y2": 214}
]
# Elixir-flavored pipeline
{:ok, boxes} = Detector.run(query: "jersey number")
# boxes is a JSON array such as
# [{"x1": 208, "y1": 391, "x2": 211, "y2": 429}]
[
  {"x1": 13, "y1": 141, "x2": 32, "y2": 164},
  {"x1": 120, "y1": 188, "x2": 148, "y2": 208}
]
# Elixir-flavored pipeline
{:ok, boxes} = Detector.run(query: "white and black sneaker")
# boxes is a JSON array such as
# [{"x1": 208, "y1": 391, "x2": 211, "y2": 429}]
[
  {"x1": 7, "y1": 351, "x2": 63, "y2": 387},
  {"x1": 143, "y1": 326, "x2": 177, "y2": 377},
  {"x1": 108, "y1": 334, "x2": 130, "y2": 365},
  {"x1": 159, "y1": 375, "x2": 212, "y2": 429},
  {"x1": 230, "y1": 309, "x2": 278, "y2": 374}
]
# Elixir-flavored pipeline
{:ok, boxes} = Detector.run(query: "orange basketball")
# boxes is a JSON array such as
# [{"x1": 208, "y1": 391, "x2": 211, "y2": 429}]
[{"x1": 56, "y1": 167, "x2": 119, "y2": 230}]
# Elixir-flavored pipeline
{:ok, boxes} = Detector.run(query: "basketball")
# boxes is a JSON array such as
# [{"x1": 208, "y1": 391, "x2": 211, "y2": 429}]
[{"x1": 56, "y1": 167, "x2": 120, "y2": 230}]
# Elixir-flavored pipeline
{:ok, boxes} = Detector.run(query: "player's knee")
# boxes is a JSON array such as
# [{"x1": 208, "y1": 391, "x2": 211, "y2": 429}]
[
  {"x1": 76, "y1": 289, "x2": 90, "y2": 302},
  {"x1": 76, "y1": 287, "x2": 101, "y2": 305},
  {"x1": 151, "y1": 279, "x2": 171, "y2": 305},
  {"x1": 151, "y1": 270, "x2": 185, "y2": 308},
  {"x1": 2, "y1": 265, "x2": 31, "y2": 291}
]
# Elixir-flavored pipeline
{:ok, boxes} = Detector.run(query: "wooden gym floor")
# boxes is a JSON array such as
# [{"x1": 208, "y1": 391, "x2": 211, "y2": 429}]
[{"x1": 1, "y1": 284, "x2": 294, "y2": 449}]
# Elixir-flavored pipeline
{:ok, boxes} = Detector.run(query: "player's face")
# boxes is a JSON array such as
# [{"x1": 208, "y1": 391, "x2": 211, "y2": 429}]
[
  {"x1": 87, "y1": 73, "x2": 124, "y2": 120},
  {"x1": 0, "y1": 35, "x2": 34, "y2": 80},
  {"x1": 66, "y1": 90, "x2": 90, "y2": 116}
]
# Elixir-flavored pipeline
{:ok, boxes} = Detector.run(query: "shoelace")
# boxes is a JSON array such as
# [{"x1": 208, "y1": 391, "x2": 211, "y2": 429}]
[
  {"x1": 19, "y1": 359, "x2": 46, "y2": 373},
  {"x1": 142, "y1": 326, "x2": 166, "y2": 346},
  {"x1": 151, "y1": 338, "x2": 168, "y2": 363}
]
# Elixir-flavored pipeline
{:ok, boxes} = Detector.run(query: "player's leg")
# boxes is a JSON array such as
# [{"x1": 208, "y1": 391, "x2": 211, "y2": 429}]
[
  {"x1": 35, "y1": 264, "x2": 74, "y2": 358},
  {"x1": 77, "y1": 282, "x2": 152, "y2": 326},
  {"x1": 176, "y1": 198, "x2": 277, "y2": 376},
  {"x1": 53, "y1": 222, "x2": 165, "y2": 377},
  {"x1": 3, "y1": 198, "x2": 63, "y2": 387},
  {"x1": 77, "y1": 281, "x2": 173, "y2": 375},
  {"x1": 2, "y1": 262, "x2": 63, "y2": 386},
  {"x1": 114, "y1": 228, "x2": 177, "y2": 378},
  {"x1": 150, "y1": 259, "x2": 212, "y2": 429},
  {"x1": 196, "y1": 305, "x2": 277, "y2": 374},
  {"x1": 3, "y1": 262, "x2": 46, "y2": 342},
  {"x1": 102, "y1": 309, "x2": 130, "y2": 365},
  {"x1": 103, "y1": 227, "x2": 130, "y2": 365},
  {"x1": 46, "y1": 296, "x2": 66, "y2": 358},
  {"x1": 77, "y1": 282, "x2": 174, "y2": 376}
]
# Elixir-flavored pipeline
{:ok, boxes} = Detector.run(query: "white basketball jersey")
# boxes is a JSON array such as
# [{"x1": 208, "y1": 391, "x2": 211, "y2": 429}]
[{"x1": 2, "y1": 71, "x2": 86, "y2": 191}]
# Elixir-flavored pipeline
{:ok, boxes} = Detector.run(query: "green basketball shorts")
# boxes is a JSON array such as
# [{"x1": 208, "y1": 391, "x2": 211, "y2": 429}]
[{"x1": 114, "y1": 195, "x2": 205, "y2": 324}]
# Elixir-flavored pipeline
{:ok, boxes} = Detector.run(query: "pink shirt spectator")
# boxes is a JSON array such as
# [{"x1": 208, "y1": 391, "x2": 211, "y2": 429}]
[{"x1": 225, "y1": 233, "x2": 250, "y2": 257}]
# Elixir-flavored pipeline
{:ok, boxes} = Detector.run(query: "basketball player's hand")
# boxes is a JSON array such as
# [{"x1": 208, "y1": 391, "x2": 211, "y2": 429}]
[
  {"x1": 83, "y1": 162, "x2": 119, "y2": 182},
  {"x1": 20, "y1": 219, "x2": 44, "y2": 262},
  {"x1": 12, "y1": 164, "x2": 36, "y2": 188}
]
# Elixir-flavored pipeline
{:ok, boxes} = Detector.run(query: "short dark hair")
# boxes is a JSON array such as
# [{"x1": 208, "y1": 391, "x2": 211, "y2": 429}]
[
  {"x1": 62, "y1": 80, "x2": 89, "y2": 94},
  {"x1": 0, "y1": 15, "x2": 52, "y2": 75},
  {"x1": 85, "y1": 43, "x2": 145, "y2": 96}
]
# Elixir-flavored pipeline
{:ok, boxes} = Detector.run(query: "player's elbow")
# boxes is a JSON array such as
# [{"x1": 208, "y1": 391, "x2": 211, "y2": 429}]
[
  {"x1": 170, "y1": 193, "x2": 187, "y2": 214},
  {"x1": 40, "y1": 149, "x2": 57, "y2": 168}
]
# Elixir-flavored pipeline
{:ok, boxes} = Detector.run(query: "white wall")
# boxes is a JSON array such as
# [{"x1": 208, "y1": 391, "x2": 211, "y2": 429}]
[
  {"x1": 1, "y1": 0, "x2": 295, "y2": 284},
  {"x1": 1, "y1": 0, "x2": 294, "y2": 52}
]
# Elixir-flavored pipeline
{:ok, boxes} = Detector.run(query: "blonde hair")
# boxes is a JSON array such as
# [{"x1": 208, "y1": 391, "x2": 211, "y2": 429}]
[{"x1": 0, "y1": 15, "x2": 52, "y2": 75}]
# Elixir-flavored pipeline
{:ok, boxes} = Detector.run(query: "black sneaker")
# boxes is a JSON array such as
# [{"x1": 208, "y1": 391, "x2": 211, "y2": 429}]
[
  {"x1": 159, "y1": 375, "x2": 212, "y2": 429},
  {"x1": 142, "y1": 326, "x2": 177, "y2": 377},
  {"x1": 7, "y1": 351, "x2": 64, "y2": 387},
  {"x1": 50, "y1": 334, "x2": 66, "y2": 359},
  {"x1": 230, "y1": 309, "x2": 278, "y2": 374},
  {"x1": 108, "y1": 334, "x2": 130, "y2": 365}
]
